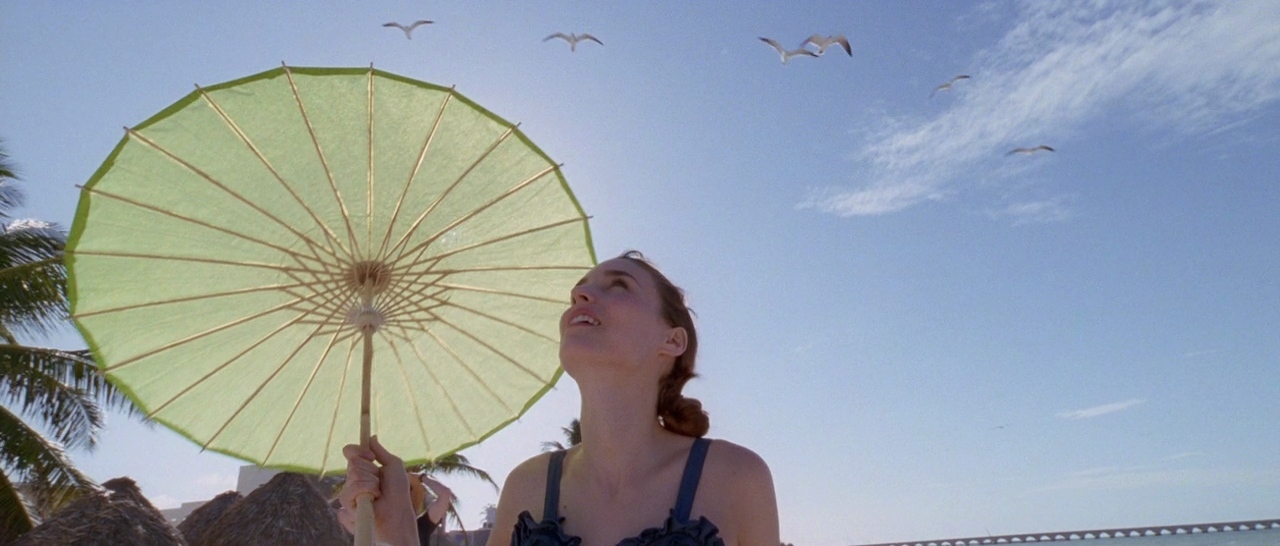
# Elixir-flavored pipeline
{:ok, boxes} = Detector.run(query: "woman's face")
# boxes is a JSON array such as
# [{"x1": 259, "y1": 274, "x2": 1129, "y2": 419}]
[{"x1": 559, "y1": 258, "x2": 681, "y2": 374}]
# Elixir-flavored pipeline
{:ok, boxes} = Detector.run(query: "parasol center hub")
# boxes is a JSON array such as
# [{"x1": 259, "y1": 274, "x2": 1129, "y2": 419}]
[
  {"x1": 347, "y1": 261, "x2": 391, "y2": 295},
  {"x1": 348, "y1": 305, "x2": 385, "y2": 332}
]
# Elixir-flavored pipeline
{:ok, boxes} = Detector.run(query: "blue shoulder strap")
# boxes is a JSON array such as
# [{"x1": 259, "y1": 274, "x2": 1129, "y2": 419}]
[
  {"x1": 672, "y1": 438, "x2": 711, "y2": 523},
  {"x1": 543, "y1": 450, "x2": 567, "y2": 522}
]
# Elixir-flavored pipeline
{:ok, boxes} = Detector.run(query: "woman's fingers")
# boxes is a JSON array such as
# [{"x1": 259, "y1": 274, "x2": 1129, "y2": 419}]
[
  {"x1": 342, "y1": 443, "x2": 383, "y2": 507},
  {"x1": 368, "y1": 436, "x2": 403, "y2": 466},
  {"x1": 368, "y1": 436, "x2": 411, "y2": 499},
  {"x1": 343, "y1": 443, "x2": 375, "y2": 462}
]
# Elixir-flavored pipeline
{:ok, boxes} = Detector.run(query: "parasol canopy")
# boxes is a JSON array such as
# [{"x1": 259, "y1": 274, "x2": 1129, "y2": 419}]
[{"x1": 66, "y1": 65, "x2": 596, "y2": 477}]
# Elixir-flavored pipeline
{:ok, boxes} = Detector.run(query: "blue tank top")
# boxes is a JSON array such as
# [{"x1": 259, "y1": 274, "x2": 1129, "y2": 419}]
[{"x1": 511, "y1": 437, "x2": 724, "y2": 546}]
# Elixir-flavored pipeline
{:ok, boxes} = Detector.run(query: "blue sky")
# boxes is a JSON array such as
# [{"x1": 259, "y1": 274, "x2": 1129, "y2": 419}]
[{"x1": 3, "y1": 1, "x2": 1279, "y2": 544}]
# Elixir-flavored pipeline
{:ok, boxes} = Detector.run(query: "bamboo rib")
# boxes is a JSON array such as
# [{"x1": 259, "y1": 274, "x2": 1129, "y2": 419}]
[
  {"x1": 319, "y1": 338, "x2": 360, "y2": 476},
  {"x1": 381, "y1": 336, "x2": 435, "y2": 454},
  {"x1": 102, "y1": 294, "x2": 327, "y2": 372},
  {"x1": 74, "y1": 281, "x2": 313, "y2": 319},
  {"x1": 388, "y1": 163, "x2": 559, "y2": 270},
  {"x1": 261, "y1": 324, "x2": 346, "y2": 466},
  {"x1": 399, "y1": 327, "x2": 479, "y2": 438},
  {"x1": 376, "y1": 284, "x2": 449, "y2": 325},
  {"x1": 277, "y1": 285, "x2": 356, "y2": 325},
  {"x1": 431, "y1": 282, "x2": 566, "y2": 305},
  {"x1": 144, "y1": 313, "x2": 310, "y2": 419},
  {"x1": 74, "y1": 250, "x2": 316, "y2": 275},
  {"x1": 437, "y1": 300, "x2": 558, "y2": 344},
  {"x1": 426, "y1": 264, "x2": 593, "y2": 275},
  {"x1": 78, "y1": 184, "x2": 335, "y2": 269},
  {"x1": 195, "y1": 84, "x2": 353, "y2": 263},
  {"x1": 203, "y1": 311, "x2": 347, "y2": 451},
  {"x1": 123, "y1": 127, "x2": 348, "y2": 265},
  {"x1": 282, "y1": 64, "x2": 363, "y2": 259},
  {"x1": 376, "y1": 91, "x2": 453, "y2": 259},
  {"x1": 392, "y1": 216, "x2": 586, "y2": 273},
  {"x1": 412, "y1": 324, "x2": 516, "y2": 414},
  {"x1": 366, "y1": 66, "x2": 376, "y2": 254},
  {"x1": 430, "y1": 315, "x2": 549, "y2": 382},
  {"x1": 384, "y1": 125, "x2": 518, "y2": 262}
]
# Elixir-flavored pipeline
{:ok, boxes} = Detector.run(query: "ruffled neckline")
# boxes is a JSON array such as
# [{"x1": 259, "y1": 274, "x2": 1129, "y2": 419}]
[{"x1": 513, "y1": 509, "x2": 725, "y2": 546}]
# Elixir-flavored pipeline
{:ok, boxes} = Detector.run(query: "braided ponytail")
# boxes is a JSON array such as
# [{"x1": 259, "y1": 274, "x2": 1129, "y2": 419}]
[{"x1": 618, "y1": 251, "x2": 710, "y2": 438}]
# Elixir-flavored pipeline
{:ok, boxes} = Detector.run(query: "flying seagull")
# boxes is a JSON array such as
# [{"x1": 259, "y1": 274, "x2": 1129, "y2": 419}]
[
  {"x1": 803, "y1": 34, "x2": 852, "y2": 56},
  {"x1": 931, "y1": 74, "x2": 971, "y2": 97},
  {"x1": 759, "y1": 37, "x2": 819, "y2": 64},
  {"x1": 544, "y1": 32, "x2": 604, "y2": 51},
  {"x1": 1006, "y1": 145, "x2": 1055, "y2": 156},
  {"x1": 383, "y1": 20, "x2": 433, "y2": 39}
]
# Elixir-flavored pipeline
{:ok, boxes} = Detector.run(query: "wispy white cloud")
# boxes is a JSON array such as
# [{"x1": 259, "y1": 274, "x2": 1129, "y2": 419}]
[
  {"x1": 1057, "y1": 398, "x2": 1145, "y2": 419},
  {"x1": 992, "y1": 196, "x2": 1073, "y2": 225},
  {"x1": 806, "y1": 0, "x2": 1280, "y2": 217}
]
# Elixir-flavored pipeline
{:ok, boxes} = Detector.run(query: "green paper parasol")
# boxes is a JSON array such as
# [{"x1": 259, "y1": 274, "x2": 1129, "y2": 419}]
[{"x1": 66, "y1": 65, "x2": 595, "y2": 541}]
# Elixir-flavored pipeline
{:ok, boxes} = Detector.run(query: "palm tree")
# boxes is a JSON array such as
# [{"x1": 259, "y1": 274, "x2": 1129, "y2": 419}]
[
  {"x1": 406, "y1": 452, "x2": 497, "y2": 534},
  {"x1": 0, "y1": 141, "x2": 143, "y2": 542},
  {"x1": 540, "y1": 418, "x2": 581, "y2": 452}
]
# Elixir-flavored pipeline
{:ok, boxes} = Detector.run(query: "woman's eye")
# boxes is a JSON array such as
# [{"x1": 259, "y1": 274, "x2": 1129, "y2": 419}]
[{"x1": 611, "y1": 279, "x2": 627, "y2": 289}]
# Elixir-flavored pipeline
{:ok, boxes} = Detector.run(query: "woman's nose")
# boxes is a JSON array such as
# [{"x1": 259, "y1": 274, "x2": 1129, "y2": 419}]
[{"x1": 571, "y1": 284, "x2": 594, "y2": 303}]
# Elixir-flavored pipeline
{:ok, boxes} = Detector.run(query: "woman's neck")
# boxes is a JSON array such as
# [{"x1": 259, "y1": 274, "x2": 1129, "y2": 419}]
[{"x1": 575, "y1": 378, "x2": 672, "y2": 493}]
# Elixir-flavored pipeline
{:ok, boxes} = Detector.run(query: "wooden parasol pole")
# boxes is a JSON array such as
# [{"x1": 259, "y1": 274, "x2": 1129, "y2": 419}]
[{"x1": 354, "y1": 326, "x2": 376, "y2": 546}]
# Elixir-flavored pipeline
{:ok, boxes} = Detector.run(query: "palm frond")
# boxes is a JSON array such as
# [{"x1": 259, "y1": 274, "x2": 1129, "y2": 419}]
[
  {"x1": 562, "y1": 418, "x2": 581, "y2": 446},
  {"x1": 445, "y1": 499, "x2": 467, "y2": 541},
  {"x1": 408, "y1": 453, "x2": 498, "y2": 493},
  {"x1": 0, "y1": 470, "x2": 36, "y2": 544},
  {"x1": 0, "y1": 221, "x2": 68, "y2": 338},
  {"x1": 0, "y1": 141, "x2": 23, "y2": 216},
  {"x1": 0, "y1": 345, "x2": 147, "y2": 451},
  {"x1": 542, "y1": 418, "x2": 581, "y2": 452},
  {"x1": 0, "y1": 403, "x2": 96, "y2": 529}
]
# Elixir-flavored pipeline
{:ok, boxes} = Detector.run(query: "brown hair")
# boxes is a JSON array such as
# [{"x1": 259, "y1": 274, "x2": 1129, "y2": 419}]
[{"x1": 617, "y1": 250, "x2": 709, "y2": 437}]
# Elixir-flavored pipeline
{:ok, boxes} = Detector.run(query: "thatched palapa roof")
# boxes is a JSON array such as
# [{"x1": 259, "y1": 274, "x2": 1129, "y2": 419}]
[
  {"x1": 176, "y1": 491, "x2": 242, "y2": 546},
  {"x1": 198, "y1": 471, "x2": 350, "y2": 546},
  {"x1": 10, "y1": 476, "x2": 185, "y2": 546}
]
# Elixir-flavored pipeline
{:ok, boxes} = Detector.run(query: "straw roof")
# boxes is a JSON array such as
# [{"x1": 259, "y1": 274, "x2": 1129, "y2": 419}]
[
  {"x1": 198, "y1": 472, "x2": 350, "y2": 546},
  {"x1": 10, "y1": 476, "x2": 185, "y2": 546},
  {"x1": 176, "y1": 491, "x2": 242, "y2": 546}
]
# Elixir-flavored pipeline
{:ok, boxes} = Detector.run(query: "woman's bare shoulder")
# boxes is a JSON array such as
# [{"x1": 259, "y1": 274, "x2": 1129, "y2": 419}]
[
  {"x1": 702, "y1": 439, "x2": 780, "y2": 545},
  {"x1": 501, "y1": 450, "x2": 558, "y2": 504},
  {"x1": 705, "y1": 439, "x2": 773, "y2": 485},
  {"x1": 486, "y1": 450, "x2": 560, "y2": 546}
]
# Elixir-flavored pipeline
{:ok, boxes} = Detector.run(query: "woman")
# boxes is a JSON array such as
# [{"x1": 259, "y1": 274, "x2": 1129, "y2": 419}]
[
  {"x1": 413, "y1": 474, "x2": 453, "y2": 544},
  {"x1": 342, "y1": 251, "x2": 779, "y2": 546}
]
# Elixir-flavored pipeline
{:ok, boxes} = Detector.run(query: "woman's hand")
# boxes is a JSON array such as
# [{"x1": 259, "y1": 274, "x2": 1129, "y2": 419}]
[{"x1": 339, "y1": 436, "x2": 419, "y2": 545}]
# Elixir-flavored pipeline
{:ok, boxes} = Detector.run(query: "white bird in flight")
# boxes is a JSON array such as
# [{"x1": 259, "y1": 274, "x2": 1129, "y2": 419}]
[
  {"x1": 544, "y1": 32, "x2": 604, "y2": 51},
  {"x1": 383, "y1": 20, "x2": 433, "y2": 39},
  {"x1": 803, "y1": 34, "x2": 852, "y2": 56},
  {"x1": 759, "y1": 37, "x2": 819, "y2": 64},
  {"x1": 1006, "y1": 145, "x2": 1055, "y2": 156},
  {"x1": 931, "y1": 74, "x2": 970, "y2": 97}
]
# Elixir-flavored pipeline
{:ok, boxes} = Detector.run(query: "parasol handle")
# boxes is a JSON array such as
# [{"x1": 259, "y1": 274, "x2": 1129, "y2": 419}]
[
  {"x1": 355, "y1": 494, "x2": 376, "y2": 546},
  {"x1": 354, "y1": 328, "x2": 376, "y2": 546}
]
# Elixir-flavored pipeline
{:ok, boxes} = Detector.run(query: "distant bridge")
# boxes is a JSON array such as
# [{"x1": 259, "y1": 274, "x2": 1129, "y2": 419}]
[{"x1": 857, "y1": 518, "x2": 1280, "y2": 546}]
